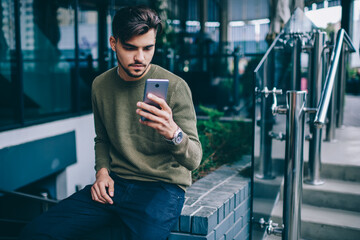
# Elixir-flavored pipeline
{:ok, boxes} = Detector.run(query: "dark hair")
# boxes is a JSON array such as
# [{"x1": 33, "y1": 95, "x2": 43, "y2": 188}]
[{"x1": 112, "y1": 6, "x2": 162, "y2": 43}]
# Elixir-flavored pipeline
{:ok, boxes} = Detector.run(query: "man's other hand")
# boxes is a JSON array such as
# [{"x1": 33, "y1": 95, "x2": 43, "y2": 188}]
[{"x1": 91, "y1": 168, "x2": 114, "y2": 204}]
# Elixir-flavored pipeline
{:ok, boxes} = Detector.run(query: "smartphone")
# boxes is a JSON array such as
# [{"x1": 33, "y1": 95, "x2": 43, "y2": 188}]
[{"x1": 141, "y1": 79, "x2": 169, "y2": 121}]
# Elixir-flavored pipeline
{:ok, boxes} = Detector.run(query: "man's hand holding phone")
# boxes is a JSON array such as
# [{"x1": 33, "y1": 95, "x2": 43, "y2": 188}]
[{"x1": 136, "y1": 93, "x2": 178, "y2": 140}]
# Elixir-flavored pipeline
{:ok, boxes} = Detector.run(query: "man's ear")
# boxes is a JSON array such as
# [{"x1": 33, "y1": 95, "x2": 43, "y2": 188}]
[{"x1": 109, "y1": 36, "x2": 116, "y2": 51}]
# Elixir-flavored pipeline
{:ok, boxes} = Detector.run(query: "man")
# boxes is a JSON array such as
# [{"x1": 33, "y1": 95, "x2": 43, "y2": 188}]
[{"x1": 20, "y1": 5, "x2": 202, "y2": 240}]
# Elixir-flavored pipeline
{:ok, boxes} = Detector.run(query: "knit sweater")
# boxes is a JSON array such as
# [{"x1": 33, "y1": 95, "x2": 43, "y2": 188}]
[{"x1": 91, "y1": 64, "x2": 202, "y2": 189}]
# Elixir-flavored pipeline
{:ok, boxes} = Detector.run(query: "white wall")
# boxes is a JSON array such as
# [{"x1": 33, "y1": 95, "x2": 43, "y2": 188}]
[{"x1": 0, "y1": 114, "x2": 96, "y2": 199}]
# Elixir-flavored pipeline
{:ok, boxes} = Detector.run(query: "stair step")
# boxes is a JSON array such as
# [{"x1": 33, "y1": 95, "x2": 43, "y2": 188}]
[
  {"x1": 253, "y1": 197, "x2": 279, "y2": 220},
  {"x1": 302, "y1": 178, "x2": 360, "y2": 212},
  {"x1": 270, "y1": 201, "x2": 360, "y2": 240},
  {"x1": 253, "y1": 176, "x2": 283, "y2": 199},
  {"x1": 304, "y1": 162, "x2": 360, "y2": 182}
]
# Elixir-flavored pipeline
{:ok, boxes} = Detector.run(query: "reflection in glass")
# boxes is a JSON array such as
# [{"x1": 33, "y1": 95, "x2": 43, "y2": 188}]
[
  {"x1": 78, "y1": 5, "x2": 98, "y2": 110},
  {"x1": 0, "y1": 0, "x2": 16, "y2": 126},
  {"x1": 21, "y1": 0, "x2": 74, "y2": 120}
]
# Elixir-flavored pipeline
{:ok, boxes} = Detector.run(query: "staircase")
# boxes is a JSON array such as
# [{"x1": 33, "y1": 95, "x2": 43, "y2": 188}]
[{"x1": 253, "y1": 95, "x2": 360, "y2": 240}]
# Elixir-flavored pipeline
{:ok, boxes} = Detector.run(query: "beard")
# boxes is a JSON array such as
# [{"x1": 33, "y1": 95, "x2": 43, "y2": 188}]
[{"x1": 116, "y1": 54, "x2": 150, "y2": 79}]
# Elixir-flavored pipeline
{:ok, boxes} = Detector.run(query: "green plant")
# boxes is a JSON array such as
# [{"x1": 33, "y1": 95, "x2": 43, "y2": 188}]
[{"x1": 193, "y1": 106, "x2": 252, "y2": 181}]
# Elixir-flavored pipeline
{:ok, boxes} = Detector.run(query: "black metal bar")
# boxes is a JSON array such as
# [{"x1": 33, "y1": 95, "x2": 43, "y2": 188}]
[
  {"x1": 73, "y1": 0, "x2": 80, "y2": 113},
  {"x1": 0, "y1": 189, "x2": 59, "y2": 204},
  {"x1": 98, "y1": 0, "x2": 109, "y2": 73}
]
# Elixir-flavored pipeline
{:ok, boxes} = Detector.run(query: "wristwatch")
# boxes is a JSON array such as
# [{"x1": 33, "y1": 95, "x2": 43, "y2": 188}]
[{"x1": 166, "y1": 127, "x2": 183, "y2": 145}]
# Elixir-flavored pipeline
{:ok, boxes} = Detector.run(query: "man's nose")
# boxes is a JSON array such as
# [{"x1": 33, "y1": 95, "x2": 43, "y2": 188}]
[{"x1": 135, "y1": 50, "x2": 145, "y2": 62}]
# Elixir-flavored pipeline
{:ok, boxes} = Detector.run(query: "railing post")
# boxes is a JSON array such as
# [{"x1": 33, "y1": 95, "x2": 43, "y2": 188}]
[
  {"x1": 305, "y1": 31, "x2": 325, "y2": 185},
  {"x1": 233, "y1": 49, "x2": 240, "y2": 108},
  {"x1": 336, "y1": 45, "x2": 346, "y2": 128},
  {"x1": 256, "y1": 53, "x2": 276, "y2": 180},
  {"x1": 283, "y1": 91, "x2": 307, "y2": 240},
  {"x1": 325, "y1": 78, "x2": 337, "y2": 141},
  {"x1": 291, "y1": 36, "x2": 302, "y2": 91}
]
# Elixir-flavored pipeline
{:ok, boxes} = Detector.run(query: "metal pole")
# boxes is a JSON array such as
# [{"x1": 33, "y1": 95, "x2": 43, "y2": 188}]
[
  {"x1": 283, "y1": 91, "x2": 307, "y2": 240},
  {"x1": 305, "y1": 31, "x2": 325, "y2": 185},
  {"x1": 291, "y1": 36, "x2": 302, "y2": 91},
  {"x1": 233, "y1": 49, "x2": 240, "y2": 108},
  {"x1": 314, "y1": 29, "x2": 345, "y2": 127},
  {"x1": 256, "y1": 55, "x2": 275, "y2": 180},
  {"x1": 336, "y1": 45, "x2": 346, "y2": 128}
]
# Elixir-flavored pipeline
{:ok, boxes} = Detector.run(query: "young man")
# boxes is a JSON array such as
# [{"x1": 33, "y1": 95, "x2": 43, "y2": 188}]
[{"x1": 20, "y1": 5, "x2": 202, "y2": 240}]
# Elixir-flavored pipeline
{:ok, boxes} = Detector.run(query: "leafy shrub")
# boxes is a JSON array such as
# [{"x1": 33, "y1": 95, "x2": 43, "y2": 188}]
[{"x1": 193, "y1": 106, "x2": 252, "y2": 181}]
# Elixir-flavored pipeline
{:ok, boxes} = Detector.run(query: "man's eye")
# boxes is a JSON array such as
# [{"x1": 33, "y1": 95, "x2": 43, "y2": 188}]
[
  {"x1": 124, "y1": 46, "x2": 136, "y2": 50},
  {"x1": 144, "y1": 46, "x2": 153, "y2": 51}
]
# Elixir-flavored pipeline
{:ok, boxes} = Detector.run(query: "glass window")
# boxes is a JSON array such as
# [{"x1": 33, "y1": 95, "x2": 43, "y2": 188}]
[
  {"x1": 351, "y1": 0, "x2": 360, "y2": 68},
  {"x1": 0, "y1": 0, "x2": 17, "y2": 127},
  {"x1": 78, "y1": 3, "x2": 98, "y2": 110},
  {"x1": 21, "y1": 0, "x2": 74, "y2": 121}
]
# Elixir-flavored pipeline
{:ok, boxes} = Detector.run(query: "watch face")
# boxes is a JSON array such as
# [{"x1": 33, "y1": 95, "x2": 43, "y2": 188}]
[{"x1": 175, "y1": 131, "x2": 183, "y2": 144}]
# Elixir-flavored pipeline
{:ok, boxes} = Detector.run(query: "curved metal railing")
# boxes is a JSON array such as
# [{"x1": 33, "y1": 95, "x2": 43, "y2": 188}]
[{"x1": 314, "y1": 29, "x2": 356, "y2": 127}]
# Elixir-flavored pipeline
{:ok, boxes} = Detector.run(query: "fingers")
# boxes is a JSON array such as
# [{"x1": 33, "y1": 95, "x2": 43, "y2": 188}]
[
  {"x1": 99, "y1": 182, "x2": 114, "y2": 204},
  {"x1": 147, "y1": 93, "x2": 171, "y2": 112},
  {"x1": 91, "y1": 179, "x2": 114, "y2": 204},
  {"x1": 91, "y1": 184, "x2": 107, "y2": 204},
  {"x1": 137, "y1": 103, "x2": 170, "y2": 121}
]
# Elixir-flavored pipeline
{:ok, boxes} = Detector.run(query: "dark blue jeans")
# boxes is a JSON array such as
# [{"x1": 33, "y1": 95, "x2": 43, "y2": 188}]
[{"x1": 19, "y1": 174, "x2": 185, "y2": 240}]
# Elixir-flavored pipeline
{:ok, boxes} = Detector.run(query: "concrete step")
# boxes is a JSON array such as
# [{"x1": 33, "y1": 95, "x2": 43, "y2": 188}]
[
  {"x1": 253, "y1": 176, "x2": 283, "y2": 199},
  {"x1": 304, "y1": 162, "x2": 360, "y2": 182},
  {"x1": 253, "y1": 197, "x2": 279, "y2": 221},
  {"x1": 302, "y1": 178, "x2": 360, "y2": 212},
  {"x1": 270, "y1": 201, "x2": 360, "y2": 240}
]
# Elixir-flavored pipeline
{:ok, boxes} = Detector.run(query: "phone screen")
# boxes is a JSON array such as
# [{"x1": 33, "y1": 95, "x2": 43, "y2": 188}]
[{"x1": 141, "y1": 79, "x2": 169, "y2": 121}]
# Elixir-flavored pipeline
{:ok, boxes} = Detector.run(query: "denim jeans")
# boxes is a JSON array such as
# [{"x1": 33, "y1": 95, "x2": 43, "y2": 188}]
[{"x1": 19, "y1": 174, "x2": 185, "y2": 240}]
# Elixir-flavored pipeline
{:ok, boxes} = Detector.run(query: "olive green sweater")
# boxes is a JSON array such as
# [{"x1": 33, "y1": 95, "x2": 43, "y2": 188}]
[{"x1": 91, "y1": 64, "x2": 202, "y2": 189}]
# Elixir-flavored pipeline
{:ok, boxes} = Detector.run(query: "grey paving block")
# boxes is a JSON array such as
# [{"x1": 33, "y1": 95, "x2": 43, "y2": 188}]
[
  {"x1": 217, "y1": 204, "x2": 225, "y2": 224},
  {"x1": 186, "y1": 186, "x2": 212, "y2": 196},
  {"x1": 234, "y1": 188, "x2": 243, "y2": 207},
  {"x1": 185, "y1": 196, "x2": 199, "y2": 205},
  {"x1": 214, "y1": 212, "x2": 234, "y2": 240},
  {"x1": 180, "y1": 205, "x2": 201, "y2": 233},
  {"x1": 224, "y1": 215, "x2": 243, "y2": 240},
  {"x1": 185, "y1": 191, "x2": 205, "y2": 204},
  {"x1": 192, "y1": 206, "x2": 218, "y2": 235},
  {"x1": 234, "y1": 197, "x2": 251, "y2": 221},
  {"x1": 168, "y1": 231, "x2": 215, "y2": 240},
  {"x1": 242, "y1": 209, "x2": 251, "y2": 227},
  {"x1": 233, "y1": 223, "x2": 250, "y2": 240},
  {"x1": 223, "y1": 198, "x2": 230, "y2": 218},
  {"x1": 229, "y1": 194, "x2": 235, "y2": 212}
]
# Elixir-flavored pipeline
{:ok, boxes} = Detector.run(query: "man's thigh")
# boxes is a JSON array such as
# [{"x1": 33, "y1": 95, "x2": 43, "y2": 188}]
[
  {"x1": 114, "y1": 179, "x2": 185, "y2": 240},
  {"x1": 20, "y1": 185, "x2": 114, "y2": 240}
]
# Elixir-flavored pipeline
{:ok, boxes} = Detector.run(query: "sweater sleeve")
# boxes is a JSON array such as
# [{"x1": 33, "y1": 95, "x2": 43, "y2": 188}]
[
  {"x1": 92, "y1": 83, "x2": 111, "y2": 172},
  {"x1": 167, "y1": 80, "x2": 203, "y2": 171}
]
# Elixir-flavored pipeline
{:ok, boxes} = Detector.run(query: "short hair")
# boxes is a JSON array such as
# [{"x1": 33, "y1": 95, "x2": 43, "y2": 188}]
[{"x1": 112, "y1": 6, "x2": 162, "y2": 43}]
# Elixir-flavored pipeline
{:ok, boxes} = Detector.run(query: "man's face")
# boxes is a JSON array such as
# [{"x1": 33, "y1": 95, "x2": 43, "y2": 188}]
[{"x1": 110, "y1": 29, "x2": 156, "y2": 81}]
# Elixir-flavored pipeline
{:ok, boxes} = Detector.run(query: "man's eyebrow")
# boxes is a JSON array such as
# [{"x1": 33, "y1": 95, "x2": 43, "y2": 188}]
[
  {"x1": 123, "y1": 43, "x2": 137, "y2": 48},
  {"x1": 123, "y1": 43, "x2": 155, "y2": 48}
]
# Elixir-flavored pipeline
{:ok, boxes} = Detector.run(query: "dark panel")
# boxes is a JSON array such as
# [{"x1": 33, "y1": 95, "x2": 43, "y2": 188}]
[{"x1": 0, "y1": 131, "x2": 77, "y2": 191}]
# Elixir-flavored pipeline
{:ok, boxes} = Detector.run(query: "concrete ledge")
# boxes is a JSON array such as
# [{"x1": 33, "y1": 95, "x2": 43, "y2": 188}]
[{"x1": 169, "y1": 164, "x2": 251, "y2": 240}]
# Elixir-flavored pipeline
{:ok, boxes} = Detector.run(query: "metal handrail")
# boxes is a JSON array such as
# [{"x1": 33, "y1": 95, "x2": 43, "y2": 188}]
[
  {"x1": 0, "y1": 189, "x2": 59, "y2": 204},
  {"x1": 314, "y1": 29, "x2": 356, "y2": 127}
]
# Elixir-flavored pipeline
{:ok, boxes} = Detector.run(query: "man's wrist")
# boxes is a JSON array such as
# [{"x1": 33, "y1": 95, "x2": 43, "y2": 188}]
[
  {"x1": 97, "y1": 168, "x2": 110, "y2": 176},
  {"x1": 164, "y1": 127, "x2": 184, "y2": 145}
]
